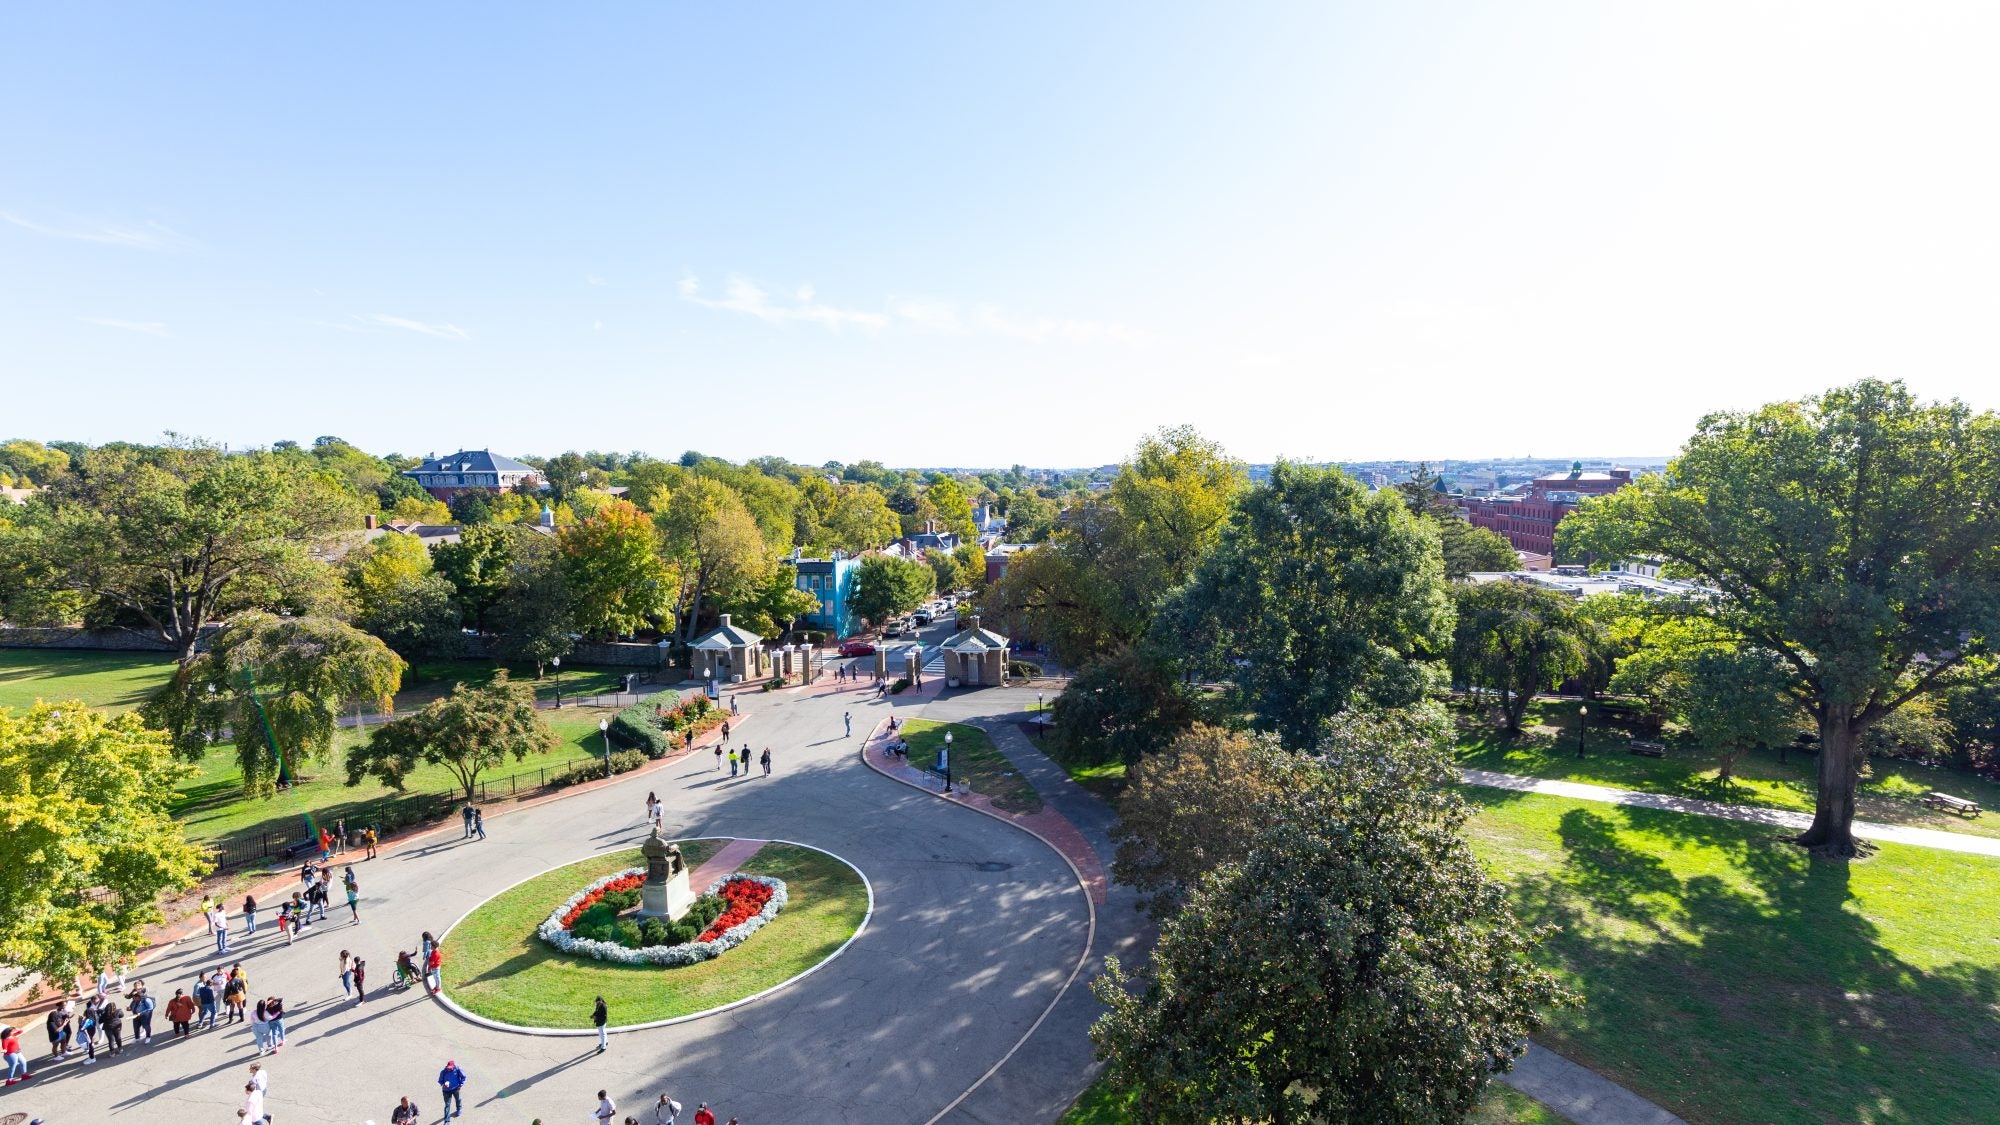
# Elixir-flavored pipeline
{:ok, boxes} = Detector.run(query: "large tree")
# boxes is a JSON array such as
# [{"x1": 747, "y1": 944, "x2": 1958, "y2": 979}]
[
  {"x1": 1, "y1": 443, "x2": 359, "y2": 664},
  {"x1": 1048, "y1": 647, "x2": 1198, "y2": 770},
  {"x1": 1449, "y1": 580, "x2": 1590, "y2": 734},
  {"x1": 488, "y1": 533, "x2": 576, "y2": 675},
  {"x1": 1090, "y1": 705, "x2": 1571, "y2": 1122},
  {"x1": 849, "y1": 554, "x2": 935, "y2": 627},
  {"x1": 345, "y1": 532, "x2": 460, "y2": 657},
  {"x1": 345, "y1": 670, "x2": 559, "y2": 801},
  {"x1": 151, "y1": 613, "x2": 405, "y2": 795},
  {"x1": 1108, "y1": 723, "x2": 1281, "y2": 917},
  {"x1": 818, "y1": 486, "x2": 903, "y2": 554},
  {"x1": 0, "y1": 702, "x2": 208, "y2": 988},
  {"x1": 1561, "y1": 380, "x2": 2000, "y2": 856},
  {"x1": 558, "y1": 498, "x2": 672, "y2": 640},
  {"x1": 658, "y1": 478, "x2": 770, "y2": 649},
  {"x1": 1160, "y1": 461, "x2": 1454, "y2": 750}
]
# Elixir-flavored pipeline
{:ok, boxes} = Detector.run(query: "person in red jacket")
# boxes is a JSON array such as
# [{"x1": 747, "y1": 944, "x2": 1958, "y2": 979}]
[
  {"x1": 164, "y1": 989, "x2": 197, "y2": 1039},
  {"x1": 3, "y1": 1024, "x2": 30, "y2": 1084},
  {"x1": 692, "y1": 1105, "x2": 716, "y2": 1125},
  {"x1": 424, "y1": 945, "x2": 443, "y2": 994}
]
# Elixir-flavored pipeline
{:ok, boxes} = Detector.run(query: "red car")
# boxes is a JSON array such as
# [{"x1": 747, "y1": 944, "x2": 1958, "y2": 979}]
[{"x1": 838, "y1": 640, "x2": 877, "y2": 657}]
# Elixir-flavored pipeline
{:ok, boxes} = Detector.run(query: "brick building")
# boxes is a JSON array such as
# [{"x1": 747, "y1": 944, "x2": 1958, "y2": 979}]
[
  {"x1": 1460, "y1": 462, "x2": 1632, "y2": 556},
  {"x1": 403, "y1": 449, "x2": 541, "y2": 502}
]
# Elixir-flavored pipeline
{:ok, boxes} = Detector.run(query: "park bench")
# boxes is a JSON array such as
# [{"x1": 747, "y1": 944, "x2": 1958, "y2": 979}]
[
  {"x1": 279, "y1": 835, "x2": 321, "y2": 859},
  {"x1": 1628, "y1": 739, "x2": 1667, "y2": 758},
  {"x1": 1922, "y1": 791, "x2": 1983, "y2": 818}
]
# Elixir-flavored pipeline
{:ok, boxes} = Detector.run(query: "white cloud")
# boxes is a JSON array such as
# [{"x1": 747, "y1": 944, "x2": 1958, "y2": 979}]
[
  {"x1": 370, "y1": 314, "x2": 470, "y2": 341},
  {"x1": 4, "y1": 210, "x2": 194, "y2": 251},
  {"x1": 592, "y1": 320, "x2": 604, "y2": 331},
  {"x1": 78, "y1": 316, "x2": 168, "y2": 336},
  {"x1": 679, "y1": 274, "x2": 888, "y2": 331},
  {"x1": 585, "y1": 274, "x2": 606, "y2": 286}
]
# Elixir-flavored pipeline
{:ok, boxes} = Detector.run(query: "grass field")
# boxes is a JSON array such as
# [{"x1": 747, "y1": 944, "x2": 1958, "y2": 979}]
[
  {"x1": 169, "y1": 704, "x2": 620, "y2": 853},
  {"x1": 1457, "y1": 701, "x2": 2000, "y2": 841},
  {"x1": 0, "y1": 648, "x2": 179, "y2": 712},
  {"x1": 1057, "y1": 1073, "x2": 1561, "y2": 1123},
  {"x1": 899, "y1": 718, "x2": 1043, "y2": 814},
  {"x1": 1465, "y1": 787, "x2": 2000, "y2": 1124},
  {"x1": 441, "y1": 841, "x2": 870, "y2": 1028}
]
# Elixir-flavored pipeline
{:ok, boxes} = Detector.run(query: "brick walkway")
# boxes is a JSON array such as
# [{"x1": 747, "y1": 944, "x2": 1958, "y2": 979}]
[
  {"x1": 688, "y1": 837, "x2": 768, "y2": 889},
  {"x1": 860, "y1": 719, "x2": 1108, "y2": 904}
]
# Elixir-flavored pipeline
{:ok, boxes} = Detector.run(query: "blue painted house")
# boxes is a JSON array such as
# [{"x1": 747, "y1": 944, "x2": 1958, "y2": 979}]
[{"x1": 784, "y1": 553, "x2": 860, "y2": 637}]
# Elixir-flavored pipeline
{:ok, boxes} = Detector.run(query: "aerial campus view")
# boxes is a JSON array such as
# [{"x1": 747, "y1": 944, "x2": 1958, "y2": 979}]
[{"x1": 3, "y1": 5, "x2": 1999, "y2": 1125}]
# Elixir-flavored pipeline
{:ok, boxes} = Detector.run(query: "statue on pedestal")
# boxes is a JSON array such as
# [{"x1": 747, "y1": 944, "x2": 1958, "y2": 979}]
[{"x1": 638, "y1": 826, "x2": 695, "y2": 921}]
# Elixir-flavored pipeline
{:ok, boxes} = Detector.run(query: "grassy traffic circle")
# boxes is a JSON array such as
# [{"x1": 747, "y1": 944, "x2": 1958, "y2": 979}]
[{"x1": 439, "y1": 838, "x2": 869, "y2": 1029}]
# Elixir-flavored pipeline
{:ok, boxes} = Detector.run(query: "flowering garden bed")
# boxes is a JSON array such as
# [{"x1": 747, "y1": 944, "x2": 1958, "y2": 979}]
[
  {"x1": 539, "y1": 868, "x2": 788, "y2": 966},
  {"x1": 441, "y1": 841, "x2": 870, "y2": 1029}
]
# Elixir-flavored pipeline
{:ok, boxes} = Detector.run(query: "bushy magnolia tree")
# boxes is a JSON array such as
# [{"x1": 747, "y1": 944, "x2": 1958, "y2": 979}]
[
  {"x1": 1449, "y1": 580, "x2": 1591, "y2": 734},
  {"x1": 1092, "y1": 705, "x2": 1572, "y2": 1123},
  {"x1": 346, "y1": 671, "x2": 558, "y2": 801}
]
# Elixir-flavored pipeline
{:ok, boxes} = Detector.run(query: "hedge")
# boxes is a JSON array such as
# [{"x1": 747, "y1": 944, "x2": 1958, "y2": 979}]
[{"x1": 608, "y1": 689, "x2": 725, "y2": 760}]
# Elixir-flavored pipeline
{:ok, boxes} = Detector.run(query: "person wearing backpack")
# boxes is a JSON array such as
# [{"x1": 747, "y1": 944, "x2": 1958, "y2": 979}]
[{"x1": 652, "y1": 1093, "x2": 683, "y2": 1124}]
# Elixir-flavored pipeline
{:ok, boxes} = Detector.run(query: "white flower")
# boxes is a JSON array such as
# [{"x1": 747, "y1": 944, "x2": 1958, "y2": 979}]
[{"x1": 537, "y1": 872, "x2": 788, "y2": 965}]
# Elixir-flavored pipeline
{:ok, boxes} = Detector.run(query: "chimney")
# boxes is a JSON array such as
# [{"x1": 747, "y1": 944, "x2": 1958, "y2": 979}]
[
  {"x1": 718, "y1": 614, "x2": 732, "y2": 630},
  {"x1": 364, "y1": 513, "x2": 377, "y2": 530},
  {"x1": 970, "y1": 615, "x2": 980, "y2": 631}
]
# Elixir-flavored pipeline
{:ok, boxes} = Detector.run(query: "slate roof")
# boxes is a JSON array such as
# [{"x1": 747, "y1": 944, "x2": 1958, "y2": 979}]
[
  {"x1": 407, "y1": 449, "x2": 537, "y2": 475},
  {"x1": 691, "y1": 614, "x2": 763, "y2": 650},
  {"x1": 940, "y1": 621, "x2": 1008, "y2": 652}
]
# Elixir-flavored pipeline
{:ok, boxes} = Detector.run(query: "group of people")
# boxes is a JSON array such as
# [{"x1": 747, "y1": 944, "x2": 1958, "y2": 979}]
[
  {"x1": 589, "y1": 1089, "x2": 737, "y2": 1125},
  {"x1": 460, "y1": 802, "x2": 488, "y2": 840},
  {"x1": 710, "y1": 743, "x2": 773, "y2": 778}
]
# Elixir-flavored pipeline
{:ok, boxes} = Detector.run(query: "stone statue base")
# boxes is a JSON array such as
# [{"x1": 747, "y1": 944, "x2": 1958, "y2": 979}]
[{"x1": 638, "y1": 868, "x2": 694, "y2": 922}]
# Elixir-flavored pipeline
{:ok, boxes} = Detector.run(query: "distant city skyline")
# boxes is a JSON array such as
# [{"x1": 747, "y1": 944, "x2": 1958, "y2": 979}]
[{"x1": 7, "y1": 4, "x2": 1999, "y2": 464}]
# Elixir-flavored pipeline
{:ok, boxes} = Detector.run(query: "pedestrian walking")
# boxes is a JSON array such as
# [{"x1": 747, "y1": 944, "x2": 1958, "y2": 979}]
[
  {"x1": 346, "y1": 878, "x2": 361, "y2": 922},
  {"x1": 334, "y1": 817, "x2": 347, "y2": 854},
  {"x1": 339, "y1": 950, "x2": 353, "y2": 998},
  {"x1": 644, "y1": 791, "x2": 657, "y2": 825},
  {"x1": 425, "y1": 943, "x2": 443, "y2": 993},
  {"x1": 761, "y1": 747, "x2": 772, "y2": 777},
  {"x1": 3, "y1": 1023, "x2": 28, "y2": 1085},
  {"x1": 352, "y1": 957, "x2": 367, "y2": 1002},
  {"x1": 721, "y1": 719, "x2": 731, "y2": 742},
  {"x1": 319, "y1": 826, "x2": 335, "y2": 861},
  {"x1": 195, "y1": 975, "x2": 218, "y2": 1029},
  {"x1": 461, "y1": 802, "x2": 475, "y2": 838},
  {"x1": 364, "y1": 825, "x2": 379, "y2": 859},
  {"x1": 211, "y1": 903, "x2": 230, "y2": 953},
  {"x1": 264, "y1": 995, "x2": 286, "y2": 1049},
  {"x1": 277, "y1": 904, "x2": 293, "y2": 945},
  {"x1": 729, "y1": 694, "x2": 739, "y2": 714},
  {"x1": 728, "y1": 748, "x2": 738, "y2": 777},
  {"x1": 693, "y1": 1103, "x2": 716, "y2": 1125},
  {"x1": 249, "y1": 999, "x2": 271, "y2": 1054},
  {"x1": 99, "y1": 998, "x2": 124, "y2": 1055},
  {"x1": 45, "y1": 1000, "x2": 71, "y2": 1061},
  {"x1": 128, "y1": 984, "x2": 154, "y2": 1044},
  {"x1": 76, "y1": 998, "x2": 98, "y2": 1064},
  {"x1": 438, "y1": 1058, "x2": 467, "y2": 1118},
  {"x1": 713, "y1": 743, "x2": 723, "y2": 772},
  {"x1": 240, "y1": 1080, "x2": 265, "y2": 1125},
  {"x1": 165, "y1": 989, "x2": 194, "y2": 1040},
  {"x1": 844, "y1": 711, "x2": 851, "y2": 737},
  {"x1": 223, "y1": 971, "x2": 247, "y2": 1023},
  {"x1": 653, "y1": 1093, "x2": 682, "y2": 1124},
  {"x1": 248, "y1": 1064, "x2": 272, "y2": 1123},
  {"x1": 595, "y1": 1091, "x2": 618, "y2": 1125},
  {"x1": 592, "y1": 996, "x2": 609, "y2": 1053},
  {"x1": 309, "y1": 878, "x2": 330, "y2": 922},
  {"x1": 242, "y1": 894, "x2": 258, "y2": 936},
  {"x1": 390, "y1": 1095, "x2": 421, "y2": 1125}
]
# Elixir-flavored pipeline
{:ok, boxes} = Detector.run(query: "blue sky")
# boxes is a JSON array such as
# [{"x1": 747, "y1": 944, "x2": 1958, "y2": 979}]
[{"x1": 6, "y1": 3, "x2": 1999, "y2": 466}]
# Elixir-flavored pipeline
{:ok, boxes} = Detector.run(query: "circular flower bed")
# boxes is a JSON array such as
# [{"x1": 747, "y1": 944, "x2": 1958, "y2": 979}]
[{"x1": 538, "y1": 869, "x2": 788, "y2": 966}]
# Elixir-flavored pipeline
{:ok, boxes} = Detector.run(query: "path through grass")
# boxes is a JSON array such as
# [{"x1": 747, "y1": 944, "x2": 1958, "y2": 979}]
[
  {"x1": 441, "y1": 841, "x2": 869, "y2": 1028},
  {"x1": 900, "y1": 718, "x2": 1043, "y2": 814}
]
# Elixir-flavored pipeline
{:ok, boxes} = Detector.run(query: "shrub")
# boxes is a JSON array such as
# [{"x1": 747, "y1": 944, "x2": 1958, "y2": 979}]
[
  {"x1": 639, "y1": 917, "x2": 671, "y2": 946},
  {"x1": 610, "y1": 689, "x2": 688, "y2": 759},
  {"x1": 1008, "y1": 660, "x2": 1042, "y2": 679},
  {"x1": 550, "y1": 749, "x2": 648, "y2": 789},
  {"x1": 600, "y1": 886, "x2": 641, "y2": 913},
  {"x1": 763, "y1": 675, "x2": 787, "y2": 692},
  {"x1": 890, "y1": 676, "x2": 911, "y2": 694}
]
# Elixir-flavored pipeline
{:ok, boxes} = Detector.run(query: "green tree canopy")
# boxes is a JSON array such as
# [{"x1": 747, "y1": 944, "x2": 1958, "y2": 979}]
[
  {"x1": 345, "y1": 670, "x2": 559, "y2": 801},
  {"x1": 1090, "y1": 705, "x2": 1572, "y2": 1122},
  {"x1": 1560, "y1": 379, "x2": 2000, "y2": 855},
  {"x1": 818, "y1": 486, "x2": 903, "y2": 554},
  {"x1": 1449, "y1": 580, "x2": 1590, "y2": 733},
  {"x1": 1, "y1": 443, "x2": 360, "y2": 663},
  {"x1": 657, "y1": 478, "x2": 771, "y2": 649},
  {"x1": 488, "y1": 532, "x2": 576, "y2": 675},
  {"x1": 558, "y1": 498, "x2": 672, "y2": 640},
  {"x1": 345, "y1": 532, "x2": 460, "y2": 657},
  {"x1": 151, "y1": 612, "x2": 405, "y2": 795},
  {"x1": 0, "y1": 702, "x2": 207, "y2": 988},
  {"x1": 850, "y1": 554, "x2": 934, "y2": 626},
  {"x1": 1048, "y1": 647, "x2": 1197, "y2": 769},
  {"x1": 1107, "y1": 723, "x2": 1279, "y2": 917},
  {"x1": 1160, "y1": 461, "x2": 1454, "y2": 749}
]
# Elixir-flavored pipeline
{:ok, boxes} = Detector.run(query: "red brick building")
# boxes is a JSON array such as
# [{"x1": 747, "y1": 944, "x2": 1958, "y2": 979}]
[{"x1": 1460, "y1": 462, "x2": 1632, "y2": 556}]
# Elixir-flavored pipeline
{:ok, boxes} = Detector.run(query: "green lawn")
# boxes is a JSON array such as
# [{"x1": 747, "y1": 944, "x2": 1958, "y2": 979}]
[
  {"x1": 1466, "y1": 787, "x2": 2000, "y2": 1124},
  {"x1": 169, "y1": 704, "x2": 620, "y2": 854},
  {"x1": 0, "y1": 648, "x2": 179, "y2": 713},
  {"x1": 441, "y1": 841, "x2": 870, "y2": 1028},
  {"x1": 1058, "y1": 1073, "x2": 1561, "y2": 1123},
  {"x1": 1458, "y1": 700, "x2": 2000, "y2": 841},
  {"x1": 900, "y1": 718, "x2": 1043, "y2": 814}
]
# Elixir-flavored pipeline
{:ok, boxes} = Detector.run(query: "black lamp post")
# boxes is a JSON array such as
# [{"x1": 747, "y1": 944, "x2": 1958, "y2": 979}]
[
  {"x1": 551, "y1": 655, "x2": 562, "y2": 708},
  {"x1": 600, "y1": 717, "x2": 612, "y2": 778},
  {"x1": 1576, "y1": 703, "x2": 1589, "y2": 759},
  {"x1": 940, "y1": 730, "x2": 954, "y2": 793},
  {"x1": 1037, "y1": 692, "x2": 1045, "y2": 739}
]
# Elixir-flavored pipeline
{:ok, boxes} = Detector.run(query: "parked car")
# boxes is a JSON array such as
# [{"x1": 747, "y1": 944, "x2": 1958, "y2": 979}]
[
  {"x1": 913, "y1": 610, "x2": 933, "y2": 625},
  {"x1": 839, "y1": 640, "x2": 877, "y2": 657}
]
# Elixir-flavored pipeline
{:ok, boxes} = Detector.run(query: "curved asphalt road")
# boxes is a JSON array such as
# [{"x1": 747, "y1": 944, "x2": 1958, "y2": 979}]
[{"x1": 15, "y1": 678, "x2": 1092, "y2": 1125}]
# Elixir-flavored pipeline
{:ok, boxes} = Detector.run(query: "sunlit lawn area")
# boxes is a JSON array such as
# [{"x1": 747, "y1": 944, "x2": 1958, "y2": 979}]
[
  {"x1": 1457, "y1": 700, "x2": 2000, "y2": 841},
  {"x1": 1466, "y1": 787, "x2": 2000, "y2": 1125},
  {"x1": 899, "y1": 718, "x2": 1042, "y2": 814},
  {"x1": 441, "y1": 841, "x2": 869, "y2": 1028},
  {"x1": 169, "y1": 704, "x2": 620, "y2": 854},
  {"x1": 0, "y1": 648, "x2": 179, "y2": 712}
]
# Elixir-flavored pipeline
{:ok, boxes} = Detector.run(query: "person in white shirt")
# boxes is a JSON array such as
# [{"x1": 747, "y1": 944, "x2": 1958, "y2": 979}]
[
  {"x1": 594, "y1": 1090, "x2": 617, "y2": 1124},
  {"x1": 654, "y1": 1093, "x2": 682, "y2": 1124},
  {"x1": 239, "y1": 1080, "x2": 265, "y2": 1123}
]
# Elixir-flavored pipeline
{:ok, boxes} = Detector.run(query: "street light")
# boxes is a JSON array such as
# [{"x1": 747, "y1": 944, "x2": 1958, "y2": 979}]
[
  {"x1": 601, "y1": 718, "x2": 612, "y2": 778},
  {"x1": 1576, "y1": 703, "x2": 1589, "y2": 759},
  {"x1": 940, "y1": 730, "x2": 954, "y2": 794},
  {"x1": 1037, "y1": 693, "x2": 1045, "y2": 739},
  {"x1": 551, "y1": 655, "x2": 563, "y2": 708}
]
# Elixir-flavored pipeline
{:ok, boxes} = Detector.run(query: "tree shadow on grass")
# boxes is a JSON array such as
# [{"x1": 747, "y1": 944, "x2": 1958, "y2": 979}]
[{"x1": 1506, "y1": 805, "x2": 2000, "y2": 1125}]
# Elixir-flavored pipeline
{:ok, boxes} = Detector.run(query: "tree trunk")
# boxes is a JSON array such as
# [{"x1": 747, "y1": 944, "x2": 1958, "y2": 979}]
[{"x1": 1793, "y1": 706, "x2": 1862, "y2": 857}]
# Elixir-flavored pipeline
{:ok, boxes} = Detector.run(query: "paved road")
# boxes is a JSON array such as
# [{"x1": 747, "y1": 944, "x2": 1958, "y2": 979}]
[{"x1": 13, "y1": 677, "x2": 1092, "y2": 1125}]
